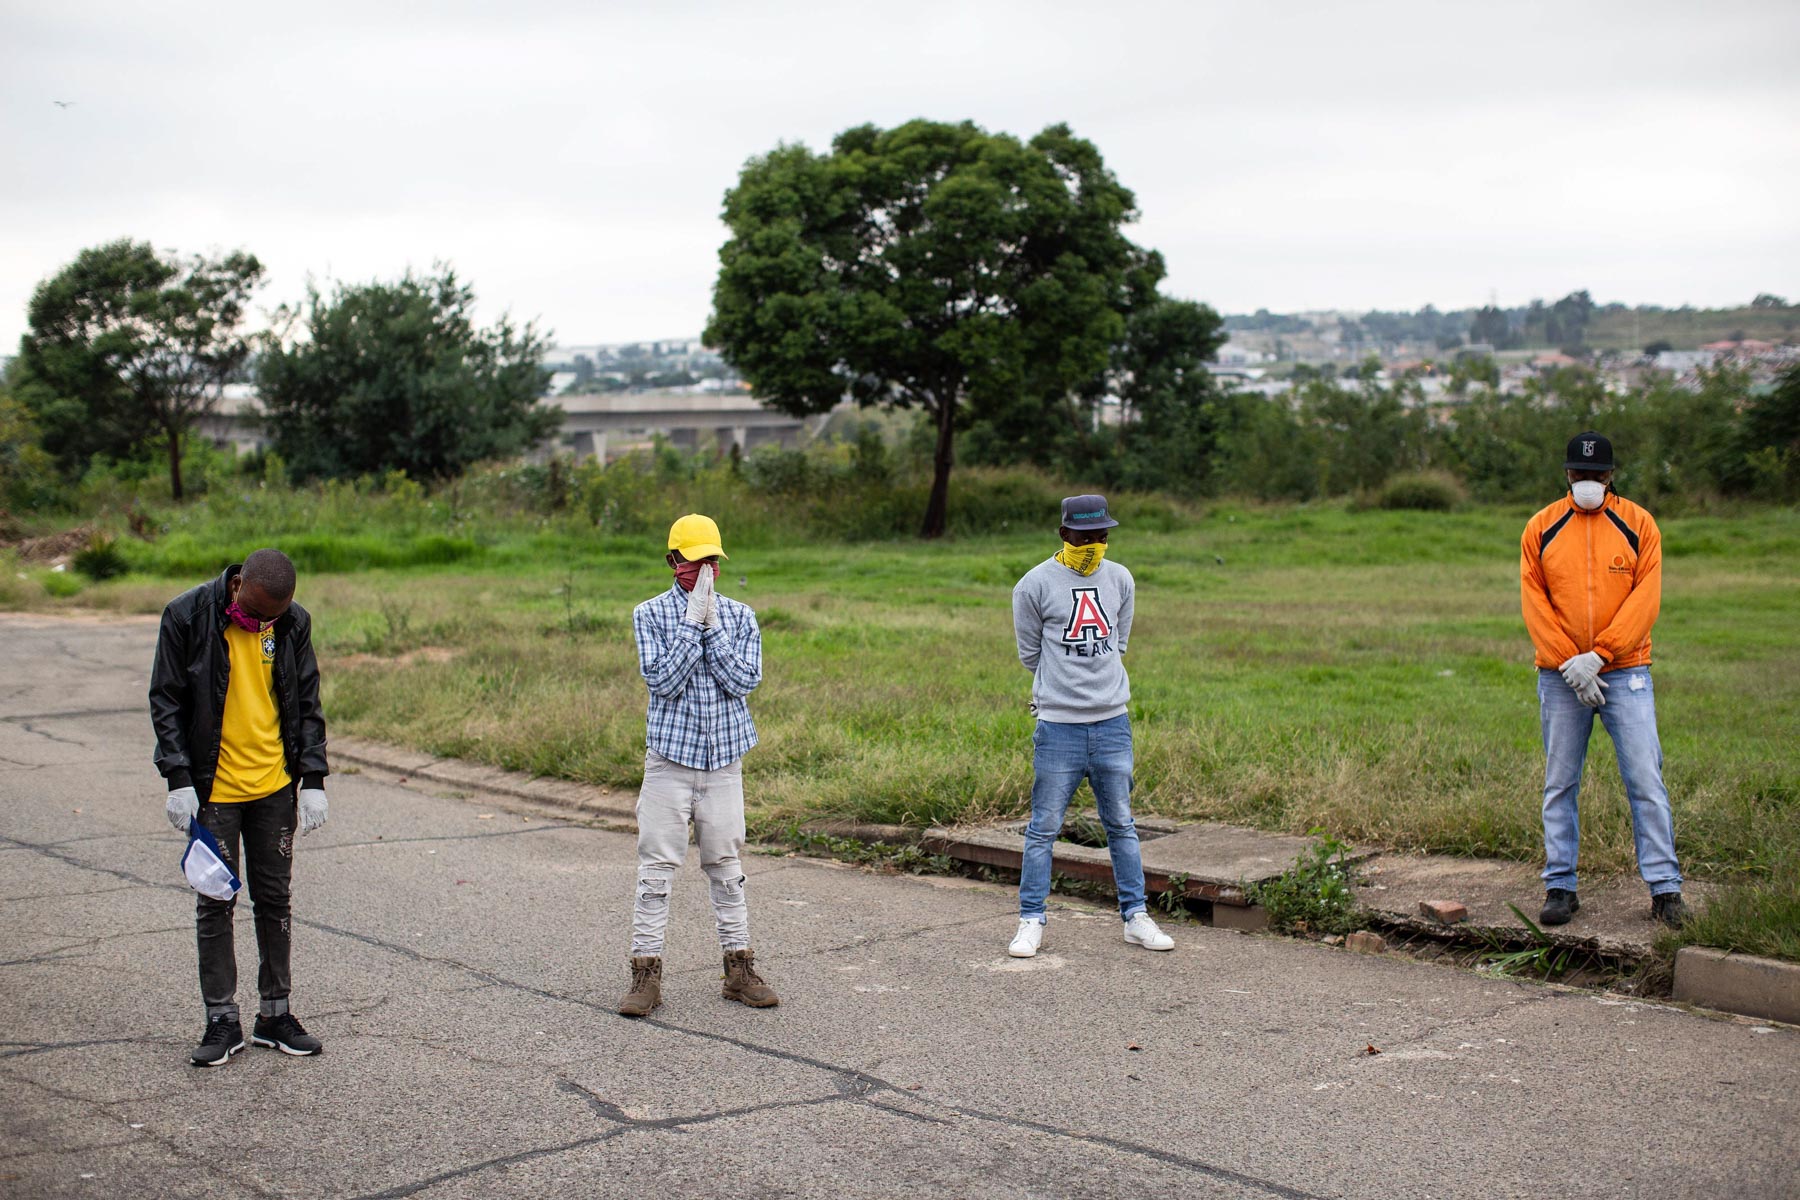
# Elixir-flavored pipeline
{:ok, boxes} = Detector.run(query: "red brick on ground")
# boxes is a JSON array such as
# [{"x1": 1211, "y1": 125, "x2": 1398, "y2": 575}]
[{"x1": 1419, "y1": 899, "x2": 1469, "y2": 925}]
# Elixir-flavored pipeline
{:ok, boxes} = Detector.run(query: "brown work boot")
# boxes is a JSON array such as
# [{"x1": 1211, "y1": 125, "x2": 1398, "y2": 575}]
[
  {"x1": 721, "y1": 949, "x2": 779, "y2": 1008},
  {"x1": 618, "y1": 956, "x2": 662, "y2": 1017}
]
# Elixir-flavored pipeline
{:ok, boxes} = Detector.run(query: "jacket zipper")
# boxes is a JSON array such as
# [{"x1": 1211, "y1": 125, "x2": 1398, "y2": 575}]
[{"x1": 1584, "y1": 502, "x2": 1595, "y2": 653}]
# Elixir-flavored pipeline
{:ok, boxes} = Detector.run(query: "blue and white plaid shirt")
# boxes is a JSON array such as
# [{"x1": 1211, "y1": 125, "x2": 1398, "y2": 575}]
[{"x1": 632, "y1": 584, "x2": 762, "y2": 770}]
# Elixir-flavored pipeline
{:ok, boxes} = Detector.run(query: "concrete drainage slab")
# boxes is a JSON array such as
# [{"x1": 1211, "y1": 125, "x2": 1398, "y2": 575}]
[{"x1": 924, "y1": 816, "x2": 1345, "y2": 923}]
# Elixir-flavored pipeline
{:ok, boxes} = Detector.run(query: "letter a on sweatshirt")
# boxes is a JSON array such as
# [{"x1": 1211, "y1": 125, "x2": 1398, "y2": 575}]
[{"x1": 1063, "y1": 588, "x2": 1112, "y2": 643}]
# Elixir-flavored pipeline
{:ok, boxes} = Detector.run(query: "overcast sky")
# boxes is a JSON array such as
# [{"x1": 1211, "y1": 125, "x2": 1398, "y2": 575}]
[{"x1": 4, "y1": 0, "x2": 1797, "y2": 349}]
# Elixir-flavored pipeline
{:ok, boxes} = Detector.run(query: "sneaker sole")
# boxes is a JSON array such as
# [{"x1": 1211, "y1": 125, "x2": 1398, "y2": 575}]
[
  {"x1": 191, "y1": 1039, "x2": 245, "y2": 1067},
  {"x1": 1124, "y1": 936, "x2": 1174, "y2": 951},
  {"x1": 250, "y1": 1035, "x2": 321, "y2": 1056},
  {"x1": 1007, "y1": 945, "x2": 1040, "y2": 958}
]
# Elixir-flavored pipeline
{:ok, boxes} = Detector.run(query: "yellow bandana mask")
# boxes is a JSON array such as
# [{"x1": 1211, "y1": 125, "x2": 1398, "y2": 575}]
[{"x1": 1055, "y1": 541, "x2": 1107, "y2": 576}]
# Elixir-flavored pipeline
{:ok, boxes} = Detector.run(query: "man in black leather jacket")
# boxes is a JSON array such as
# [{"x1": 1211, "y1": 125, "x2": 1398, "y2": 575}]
[{"x1": 150, "y1": 549, "x2": 331, "y2": 1067}]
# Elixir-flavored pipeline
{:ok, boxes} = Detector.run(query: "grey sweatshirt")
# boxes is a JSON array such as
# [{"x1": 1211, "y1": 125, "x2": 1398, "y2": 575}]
[{"x1": 1012, "y1": 556, "x2": 1135, "y2": 724}]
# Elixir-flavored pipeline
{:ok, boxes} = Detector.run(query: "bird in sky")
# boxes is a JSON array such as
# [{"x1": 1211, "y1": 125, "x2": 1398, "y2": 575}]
[{"x1": 53, "y1": 100, "x2": 75, "y2": 108}]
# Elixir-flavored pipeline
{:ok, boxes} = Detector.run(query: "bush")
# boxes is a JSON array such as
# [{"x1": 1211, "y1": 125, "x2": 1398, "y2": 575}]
[
  {"x1": 1376, "y1": 471, "x2": 1466, "y2": 511},
  {"x1": 1248, "y1": 829, "x2": 1364, "y2": 936},
  {"x1": 39, "y1": 568, "x2": 84, "y2": 598},
  {"x1": 72, "y1": 532, "x2": 129, "y2": 580}
]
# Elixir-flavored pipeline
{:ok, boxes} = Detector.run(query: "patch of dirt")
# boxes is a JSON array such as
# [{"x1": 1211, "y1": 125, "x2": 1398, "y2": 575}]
[
  {"x1": 332, "y1": 646, "x2": 461, "y2": 669},
  {"x1": 6, "y1": 525, "x2": 95, "y2": 565}
]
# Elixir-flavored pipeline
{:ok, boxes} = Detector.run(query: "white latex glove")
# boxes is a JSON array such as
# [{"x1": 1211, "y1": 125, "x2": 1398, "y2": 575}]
[
  {"x1": 703, "y1": 568, "x2": 723, "y2": 631},
  {"x1": 1559, "y1": 651, "x2": 1605, "y2": 691},
  {"x1": 166, "y1": 786, "x2": 199, "y2": 833},
  {"x1": 684, "y1": 565, "x2": 715, "y2": 626},
  {"x1": 298, "y1": 788, "x2": 329, "y2": 835},
  {"x1": 1572, "y1": 674, "x2": 1609, "y2": 708}
]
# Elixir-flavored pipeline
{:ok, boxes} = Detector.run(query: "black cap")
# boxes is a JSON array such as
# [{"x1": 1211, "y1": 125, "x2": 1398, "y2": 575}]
[
  {"x1": 1059, "y1": 494, "x2": 1118, "y2": 531},
  {"x1": 1564, "y1": 431, "x2": 1614, "y2": 471}
]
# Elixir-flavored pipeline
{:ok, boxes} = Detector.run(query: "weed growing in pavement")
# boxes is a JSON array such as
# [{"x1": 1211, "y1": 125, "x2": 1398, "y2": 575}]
[
  {"x1": 1158, "y1": 871, "x2": 1193, "y2": 916},
  {"x1": 1059, "y1": 813, "x2": 1110, "y2": 848},
  {"x1": 1477, "y1": 904, "x2": 1579, "y2": 980},
  {"x1": 1249, "y1": 829, "x2": 1363, "y2": 936}
]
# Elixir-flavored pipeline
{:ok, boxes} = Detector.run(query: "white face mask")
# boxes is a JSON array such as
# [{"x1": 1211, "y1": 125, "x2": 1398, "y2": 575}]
[{"x1": 1570, "y1": 480, "x2": 1607, "y2": 510}]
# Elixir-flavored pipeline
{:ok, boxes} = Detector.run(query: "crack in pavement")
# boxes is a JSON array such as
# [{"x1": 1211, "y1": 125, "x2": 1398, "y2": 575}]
[
  {"x1": 2, "y1": 815, "x2": 1325, "y2": 1199},
  {"x1": 308, "y1": 824, "x2": 569, "y2": 853},
  {"x1": 0, "y1": 883, "x2": 155, "y2": 905},
  {"x1": 557, "y1": 1073, "x2": 868, "y2": 1130},
  {"x1": 346, "y1": 1128, "x2": 629, "y2": 1199},
  {"x1": 0, "y1": 1135, "x2": 145, "y2": 1164},
  {"x1": 0, "y1": 923, "x2": 191, "y2": 968},
  {"x1": 347, "y1": 1077, "x2": 895, "y2": 1200},
  {"x1": 0, "y1": 706, "x2": 148, "y2": 724},
  {"x1": 300, "y1": 916, "x2": 1326, "y2": 1200},
  {"x1": 0, "y1": 1066, "x2": 283, "y2": 1199},
  {"x1": 0, "y1": 1037, "x2": 180, "y2": 1060},
  {"x1": 661, "y1": 906, "x2": 1013, "y2": 981}
]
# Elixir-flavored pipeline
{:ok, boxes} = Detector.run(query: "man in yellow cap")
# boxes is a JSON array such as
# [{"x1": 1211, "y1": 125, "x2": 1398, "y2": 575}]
[{"x1": 618, "y1": 514, "x2": 778, "y2": 1016}]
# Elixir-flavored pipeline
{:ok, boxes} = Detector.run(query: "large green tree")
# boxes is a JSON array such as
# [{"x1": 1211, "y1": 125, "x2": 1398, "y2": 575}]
[
  {"x1": 257, "y1": 269, "x2": 557, "y2": 481},
  {"x1": 1106, "y1": 297, "x2": 1228, "y2": 492},
  {"x1": 705, "y1": 119, "x2": 1163, "y2": 537},
  {"x1": 18, "y1": 239, "x2": 263, "y2": 498}
]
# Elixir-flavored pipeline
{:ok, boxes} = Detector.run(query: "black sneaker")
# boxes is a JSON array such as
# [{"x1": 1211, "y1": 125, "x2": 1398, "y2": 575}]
[
  {"x1": 1651, "y1": 892, "x2": 1689, "y2": 929},
  {"x1": 251, "y1": 1012, "x2": 322, "y2": 1056},
  {"x1": 190, "y1": 1017, "x2": 245, "y2": 1068},
  {"x1": 1539, "y1": 889, "x2": 1580, "y2": 926}
]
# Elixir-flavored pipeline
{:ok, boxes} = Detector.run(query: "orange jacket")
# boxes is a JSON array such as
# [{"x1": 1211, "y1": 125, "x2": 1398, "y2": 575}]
[{"x1": 1519, "y1": 493, "x2": 1661, "y2": 671}]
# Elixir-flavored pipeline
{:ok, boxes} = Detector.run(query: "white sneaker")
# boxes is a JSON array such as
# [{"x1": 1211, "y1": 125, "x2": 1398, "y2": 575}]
[
  {"x1": 1123, "y1": 912, "x2": 1174, "y2": 951},
  {"x1": 1008, "y1": 918, "x2": 1046, "y2": 958}
]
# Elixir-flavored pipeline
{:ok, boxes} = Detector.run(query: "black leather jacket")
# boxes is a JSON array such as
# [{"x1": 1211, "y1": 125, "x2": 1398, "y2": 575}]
[{"x1": 149, "y1": 564, "x2": 330, "y2": 799}]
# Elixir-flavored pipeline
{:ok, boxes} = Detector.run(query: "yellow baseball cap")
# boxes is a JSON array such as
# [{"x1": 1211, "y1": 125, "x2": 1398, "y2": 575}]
[{"x1": 667, "y1": 513, "x2": 727, "y2": 560}]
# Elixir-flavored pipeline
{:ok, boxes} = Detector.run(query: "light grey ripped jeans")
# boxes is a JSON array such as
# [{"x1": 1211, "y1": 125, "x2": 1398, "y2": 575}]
[{"x1": 631, "y1": 749, "x2": 750, "y2": 956}]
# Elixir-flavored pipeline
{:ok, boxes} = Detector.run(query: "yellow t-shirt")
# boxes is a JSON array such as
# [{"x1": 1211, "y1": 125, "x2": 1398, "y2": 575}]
[{"x1": 210, "y1": 623, "x2": 292, "y2": 803}]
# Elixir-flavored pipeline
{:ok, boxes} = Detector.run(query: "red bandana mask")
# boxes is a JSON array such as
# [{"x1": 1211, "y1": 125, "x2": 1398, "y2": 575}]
[
  {"x1": 673, "y1": 561, "x2": 708, "y2": 593},
  {"x1": 224, "y1": 601, "x2": 268, "y2": 633}
]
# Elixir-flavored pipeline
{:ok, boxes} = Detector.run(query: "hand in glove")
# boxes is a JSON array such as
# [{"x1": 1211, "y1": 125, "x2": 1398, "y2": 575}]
[
  {"x1": 298, "y1": 788, "x2": 329, "y2": 835},
  {"x1": 1559, "y1": 651, "x2": 1605, "y2": 691},
  {"x1": 1572, "y1": 673, "x2": 1609, "y2": 708},
  {"x1": 166, "y1": 786, "x2": 199, "y2": 833},
  {"x1": 703, "y1": 570, "x2": 724, "y2": 631},
  {"x1": 684, "y1": 563, "x2": 716, "y2": 626}
]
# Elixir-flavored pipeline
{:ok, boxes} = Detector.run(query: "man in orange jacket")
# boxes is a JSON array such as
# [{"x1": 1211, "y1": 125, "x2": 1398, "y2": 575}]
[{"x1": 1520, "y1": 432, "x2": 1686, "y2": 928}]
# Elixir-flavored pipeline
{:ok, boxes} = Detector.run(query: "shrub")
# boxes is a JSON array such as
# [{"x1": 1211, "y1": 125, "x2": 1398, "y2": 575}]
[
  {"x1": 40, "y1": 568, "x2": 84, "y2": 598},
  {"x1": 1376, "y1": 471, "x2": 1466, "y2": 512},
  {"x1": 72, "y1": 532, "x2": 129, "y2": 580},
  {"x1": 1248, "y1": 829, "x2": 1364, "y2": 936}
]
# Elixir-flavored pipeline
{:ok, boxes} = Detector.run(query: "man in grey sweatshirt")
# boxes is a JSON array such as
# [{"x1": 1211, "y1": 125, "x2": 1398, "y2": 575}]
[{"x1": 1008, "y1": 495, "x2": 1173, "y2": 958}]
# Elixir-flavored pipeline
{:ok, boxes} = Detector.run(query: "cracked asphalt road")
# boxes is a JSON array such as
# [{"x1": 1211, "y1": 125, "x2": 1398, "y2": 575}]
[{"x1": 2, "y1": 612, "x2": 1797, "y2": 1199}]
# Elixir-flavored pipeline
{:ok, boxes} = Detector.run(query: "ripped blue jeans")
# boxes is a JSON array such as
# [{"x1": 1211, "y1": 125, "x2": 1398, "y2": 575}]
[{"x1": 631, "y1": 749, "x2": 749, "y2": 956}]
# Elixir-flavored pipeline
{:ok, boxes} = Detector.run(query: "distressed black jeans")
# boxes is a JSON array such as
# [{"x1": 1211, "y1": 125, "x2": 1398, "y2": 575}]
[{"x1": 195, "y1": 785, "x2": 296, "y2": 1021}]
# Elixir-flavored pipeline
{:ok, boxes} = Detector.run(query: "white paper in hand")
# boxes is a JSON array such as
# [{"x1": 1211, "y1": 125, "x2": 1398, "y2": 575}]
[{"x1": 182, "y1": 821, "x2": 241, "y2": 901}]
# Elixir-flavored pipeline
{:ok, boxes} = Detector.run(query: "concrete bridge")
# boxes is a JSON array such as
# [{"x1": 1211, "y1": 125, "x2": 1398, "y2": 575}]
[
  {"x1": 552, "y1": 389, "x2": 818, "y2": 460},
  {"x1": 198, "y1": 385, "x2": 821, "y2": 463}
]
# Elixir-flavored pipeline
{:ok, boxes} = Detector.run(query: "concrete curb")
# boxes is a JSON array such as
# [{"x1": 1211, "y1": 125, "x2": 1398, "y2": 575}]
[
  {"x1": 330, "y1": 734, "x2": 1798, "y2": 1023},
  {"x1": 1673, "y1": 947, "x2": 1800, "y2": 1025},
  {"x1": 331, "y1": 735, "x2": 639, "y2": 825}
]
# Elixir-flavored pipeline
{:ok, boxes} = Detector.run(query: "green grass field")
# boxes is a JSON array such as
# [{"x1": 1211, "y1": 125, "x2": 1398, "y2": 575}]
[{"x1": 7, "y1": 502, "x2": 1797, "y2": 960}]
